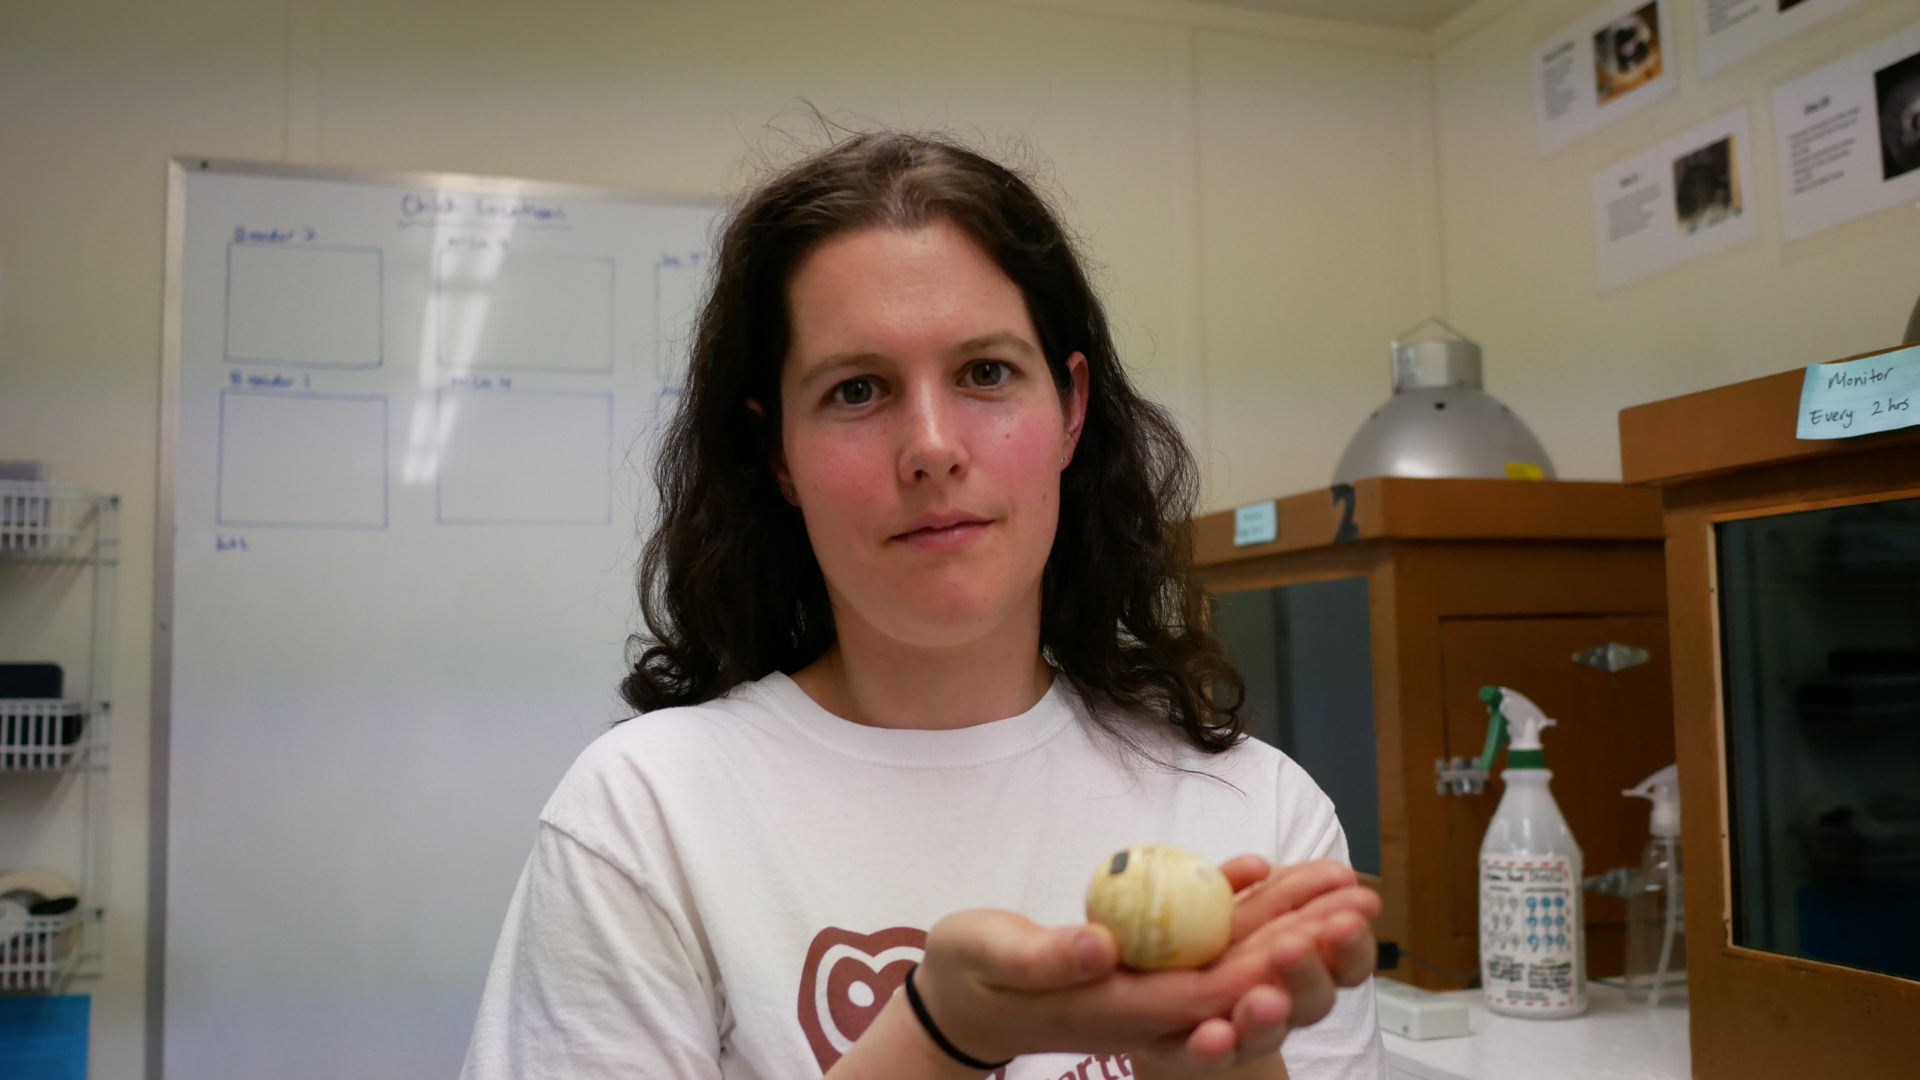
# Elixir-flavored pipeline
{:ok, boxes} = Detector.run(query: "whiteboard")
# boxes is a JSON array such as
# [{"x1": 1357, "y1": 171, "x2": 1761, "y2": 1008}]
[{"x1": 158, "y1": 159, "x2": 719, "y2": 1080}]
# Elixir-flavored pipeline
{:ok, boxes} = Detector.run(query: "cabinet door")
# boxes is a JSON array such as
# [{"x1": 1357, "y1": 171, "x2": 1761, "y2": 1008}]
[
  {"x1": 1212, "y1": 577, "x2": 1380, "y2": 877},
  {"x1": 1717, "y1": 500, "x2": 1920, "y2": 982},
  {"x1": 1439, "y1": 615, "x2": 1674, "y2": 977}
]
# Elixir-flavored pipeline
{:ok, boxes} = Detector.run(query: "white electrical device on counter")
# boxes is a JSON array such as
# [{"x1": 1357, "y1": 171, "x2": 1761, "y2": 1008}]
[{"x1": 1375, "y1": 979, "x2": 1472, "y2": 1040}]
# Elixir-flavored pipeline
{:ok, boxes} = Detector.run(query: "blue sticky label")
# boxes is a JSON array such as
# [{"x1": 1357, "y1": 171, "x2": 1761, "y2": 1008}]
[
  {"x1": 1233, "y1": 501, "x2": 1278, "y2": 546},
  {"x1": 1796, "y1": 345, "x2": 1920, "y2": 440}
]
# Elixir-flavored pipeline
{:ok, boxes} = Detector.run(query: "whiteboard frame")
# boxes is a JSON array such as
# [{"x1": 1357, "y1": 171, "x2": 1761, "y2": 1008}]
[{"x1": 152, "y1": 156, "x2": 724, "y2": 1080}]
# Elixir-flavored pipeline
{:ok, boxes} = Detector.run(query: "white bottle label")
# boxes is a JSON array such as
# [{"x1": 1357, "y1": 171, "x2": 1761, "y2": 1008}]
[{"x1": 1479, "y1": 855, "x2": 1580, "y2": 1011}]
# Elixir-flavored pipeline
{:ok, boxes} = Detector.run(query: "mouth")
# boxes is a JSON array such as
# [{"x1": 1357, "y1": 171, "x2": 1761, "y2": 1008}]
[{"x1": 892, "y1": 515, "x2": 993, "y2": 550}]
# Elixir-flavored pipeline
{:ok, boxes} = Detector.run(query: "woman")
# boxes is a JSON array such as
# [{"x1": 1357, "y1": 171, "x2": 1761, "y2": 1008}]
[{"x1": 462, "y1": 130, "x2": 1384, "y2": 1079}]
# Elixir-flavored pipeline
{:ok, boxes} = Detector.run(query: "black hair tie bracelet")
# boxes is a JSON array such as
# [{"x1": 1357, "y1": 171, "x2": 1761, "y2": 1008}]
[{"x1": 902, "y1": 963, "x2": 1013, "y2": 1071}]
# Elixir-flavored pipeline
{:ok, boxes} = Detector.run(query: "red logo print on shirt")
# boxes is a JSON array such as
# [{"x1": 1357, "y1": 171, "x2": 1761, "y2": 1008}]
[
  {"x1": 797, "y1": 925, "x2": 929, "y2": 1072},
  {"x1": 796, "y1": 924, "x2": 1135, "y2": 1078}
]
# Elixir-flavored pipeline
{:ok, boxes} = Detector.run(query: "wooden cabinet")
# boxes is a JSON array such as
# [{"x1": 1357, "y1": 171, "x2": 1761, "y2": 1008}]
[
  {"x1": 1192, "y1": 478, "x2": 1673, "y2": 989},
  {"x1": 1620, "y1": 344, "x2": 1920, "y2": 1079},
  {"x1": 1437, "y1": 614, "x2": 1673, "y2": 974}
]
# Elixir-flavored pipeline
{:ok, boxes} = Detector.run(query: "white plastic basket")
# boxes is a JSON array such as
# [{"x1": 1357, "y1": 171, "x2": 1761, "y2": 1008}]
[
  {"x1": 0, "y1": 910, "x2": 85, "y2": 992},
  {"x1": 0, "y1": 482, "x2": 113, "y2": 561},
  {"x1": 0, "y1": 699, "x2": 100, "y2": 771}
]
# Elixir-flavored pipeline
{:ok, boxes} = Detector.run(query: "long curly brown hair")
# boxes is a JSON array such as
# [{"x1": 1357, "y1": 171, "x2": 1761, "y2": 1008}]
[{"x1": 623, "y1": 129, "x2": 1247, "y2": 757}]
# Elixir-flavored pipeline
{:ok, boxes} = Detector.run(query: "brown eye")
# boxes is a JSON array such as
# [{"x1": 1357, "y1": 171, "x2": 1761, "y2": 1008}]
[
  {"x1": 967, "y1": 361, "x2": 1009, "y2": 387},
  {"x1": 833, "y1": 377, "x2": 875, "y2": 406}
]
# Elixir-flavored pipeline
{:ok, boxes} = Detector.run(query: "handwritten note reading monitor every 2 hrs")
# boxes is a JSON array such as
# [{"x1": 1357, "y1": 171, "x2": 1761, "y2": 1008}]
[{"x1": 1797, "y1": 346, "x2": 1920, "y2": 440}]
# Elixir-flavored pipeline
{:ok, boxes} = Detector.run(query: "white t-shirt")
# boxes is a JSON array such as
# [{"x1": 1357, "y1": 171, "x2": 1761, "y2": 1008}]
[{"x1": 461, "y1": 671, "x2": 1384, "y2": 1079}]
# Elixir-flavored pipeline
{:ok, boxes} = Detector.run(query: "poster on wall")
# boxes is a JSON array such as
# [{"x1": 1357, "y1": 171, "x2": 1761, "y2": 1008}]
[
  {"x1": 1534, "y1": 0, "x2": 1678, "y2": 154},
  {"x1": 1695, "y1": 0, "x2": 1862, "y2": 77},
  {"x1": 1773, "y1": 19, "x2": 1920, "y2": 241},
  {"x1": 1592, "y1": 109, "x2": 1757, "y2": 289}
]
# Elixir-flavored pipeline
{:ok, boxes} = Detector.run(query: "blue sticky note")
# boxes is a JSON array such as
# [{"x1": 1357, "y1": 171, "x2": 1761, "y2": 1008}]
[
  {"x1": 0, "y1": 995, "x2": 89, "y2": 1080},
  {"x1": 1797, "y1": 345, "x2": 1920, "y2": 440},
  {"x1": 1233, "y1": 501, "x2": 1278, "y2": 546}
]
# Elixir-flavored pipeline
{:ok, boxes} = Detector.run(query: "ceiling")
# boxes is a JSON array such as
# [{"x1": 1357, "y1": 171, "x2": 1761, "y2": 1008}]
[{"x1": 1168, "y1": 0, "x2": 1481, "y2": 31}]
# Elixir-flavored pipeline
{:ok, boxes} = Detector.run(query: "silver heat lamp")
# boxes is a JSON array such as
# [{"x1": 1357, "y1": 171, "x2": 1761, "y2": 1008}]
[{"x1": 1332, "y1": 318, "x2": 1556, "y2": 485}]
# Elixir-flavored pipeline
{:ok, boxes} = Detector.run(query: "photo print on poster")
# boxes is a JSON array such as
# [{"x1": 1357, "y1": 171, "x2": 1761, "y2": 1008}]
[
  {"x1": 1876, "y1": 48, "x2": 1920, "y2": 181},
  {"x1": 1673, "y1": 135, "x2": 1741, "y2": 234},
  {"x1": 1595, "y1": 3, "x2": 1663, "y2": 106},
  {"x1": 1695, "y1": 0, "x2": 1862, "y2": 77},
  {"x1": 1591, "y1": 108, "x2": 1756, "y2": 289},
  {"x1": 1537, "y1": 0, "x2": 1677, "y2": 153},
  {"x1": 1774, "y1": 20, "x2": 1920, "y2": 239}
]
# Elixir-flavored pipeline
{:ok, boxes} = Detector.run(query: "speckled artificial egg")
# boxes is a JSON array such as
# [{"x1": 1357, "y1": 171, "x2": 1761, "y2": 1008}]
[{"x1": 1085, "y1": 844, "x2": 1234, "y2": 970}]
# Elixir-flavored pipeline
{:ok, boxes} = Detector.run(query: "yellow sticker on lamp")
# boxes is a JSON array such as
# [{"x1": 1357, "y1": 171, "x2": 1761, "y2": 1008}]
[{"x1": 1505, "y1": 463, "x2": 1546, "y2": 480}]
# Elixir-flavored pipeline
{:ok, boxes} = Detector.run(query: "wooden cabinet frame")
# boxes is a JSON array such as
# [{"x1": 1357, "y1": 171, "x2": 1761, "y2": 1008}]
[
  {"x1": 1192, "y1": 478, "x2": 1668, "y2": 987},
  {"x1": 1622, "y1": 345, "x2": 1920, "y2": 1077}
]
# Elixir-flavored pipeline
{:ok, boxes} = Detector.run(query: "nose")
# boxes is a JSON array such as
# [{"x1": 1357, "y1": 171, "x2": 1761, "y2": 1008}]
[{"x1": 896, "y1": 381, "x2": 967, "y2": 485}]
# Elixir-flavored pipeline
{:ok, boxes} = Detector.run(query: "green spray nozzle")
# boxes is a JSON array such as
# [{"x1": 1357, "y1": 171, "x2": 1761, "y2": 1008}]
[
  {"x1": 1477, "y1": 685, "x2": 1555, "y2": 770},
  {"x1": 1476, "y1": 686, "x2": 1507, "y2": 772}
]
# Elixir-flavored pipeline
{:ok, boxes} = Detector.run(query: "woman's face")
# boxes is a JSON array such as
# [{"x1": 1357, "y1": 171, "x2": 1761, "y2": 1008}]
[{"x1": 774, "y1": 218, "x2": 1088, "y2": 652}]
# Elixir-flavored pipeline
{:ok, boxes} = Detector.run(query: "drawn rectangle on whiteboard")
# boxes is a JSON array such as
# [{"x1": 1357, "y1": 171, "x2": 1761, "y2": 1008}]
[
  {"x1": 654, "y1": 255, "x2": 704, "y2": 390},
  {"x1": 434, "y1": 390, "x2": 612, "y2": 524},
  {"x1": 225, "y1": 244, "x2": 383, "y2": 369},
  {"x1": 217, "y1": 390, "x2": 388, "y2": 528},
  {"x1": 436, "y1": 252, "x2": 613, "y2": 374}
]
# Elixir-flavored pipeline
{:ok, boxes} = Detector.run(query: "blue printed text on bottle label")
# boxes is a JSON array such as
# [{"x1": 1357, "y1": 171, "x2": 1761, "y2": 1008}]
[{"x1": 1480, "y1": 855, "x2": 1581, "y2": 1011}]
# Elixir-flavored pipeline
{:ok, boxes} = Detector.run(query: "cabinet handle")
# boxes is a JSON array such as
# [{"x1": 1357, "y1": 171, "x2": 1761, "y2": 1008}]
[{"x1": 1572, "y1": 642, "x2": 1651, "y2": 673}]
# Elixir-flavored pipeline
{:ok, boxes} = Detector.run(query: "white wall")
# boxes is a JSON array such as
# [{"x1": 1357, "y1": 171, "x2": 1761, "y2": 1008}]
[
  {"x1": 1432, "y1": 0, "x2": 1920, "y2": 481},
  {"x1": 0, "y1": 1, "x2": 1437, "y2": 1075},
  {"x1": 1194, "y1": 26, "x2": 1443, "y2": 506},
  {"x1": 12, "y1": 0, "x2": 1918, "y2": 1074}
]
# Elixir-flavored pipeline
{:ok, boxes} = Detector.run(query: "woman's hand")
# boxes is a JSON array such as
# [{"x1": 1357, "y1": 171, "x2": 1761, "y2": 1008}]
[
  {"x1": 1128, "y1": 857, "x2": 1380, "y2": 1074},
  {"x1": 906, "y1": 857, "x2": 1379, "y2": 1068}
]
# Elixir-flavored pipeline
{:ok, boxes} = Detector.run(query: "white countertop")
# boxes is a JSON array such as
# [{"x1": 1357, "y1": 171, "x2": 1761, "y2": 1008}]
[{"x1": 1382, "y1": 982, "x2": 1690, "y2": 1080}]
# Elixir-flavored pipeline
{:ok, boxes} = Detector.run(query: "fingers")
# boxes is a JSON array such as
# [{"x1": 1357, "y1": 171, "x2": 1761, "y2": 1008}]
[
  {"x1": 1180, "y1": 1017, "x2": 1239, "y2": 1068},
  {"x1": 1227, "y1": 982, "x2": 1294, "y2": 1060},
  {"x1": 1274, "y1": 931, "x2": 1339, "y2": 1029},
  {"x1": 1232, "y1": 882, "x2": 1378, "y2": 953},
  {"x1": 1241, "y1": 906, "x2": 1374, "y2": 995},
  {"x1": 1179, "y1": 916, "x2": 1361, "y2": 1063},
  {"x1": 1229, "y1": 860, "x2": 1359, "y2": 939},
  {"x1": 1115, "y1": 869, "x2": 1376, "y2": 1070},
  {"x1": 1262, "y1": 860, "x2": 1359, "y2": 911},
  {"x1": 1144, "y1": 973, "x2": 1297, "y2": 1070},
  {"x1": 1110, "y1": 928, "x2": 1353, "y2": 1070},
  {"x1": 1219, "y1": 854, "x2": 1273, "y2": 896},
  {"x1": 1040, "y1": 923, "x2": 1117, "y2": 987},
  {"x1": 937, "y1": 910, "x2": 1115, "y2": 991},
  {"x1": 1316, "y1": 910, "x2": 1378, "y2": 987},
  {"x1": 1289, "y1": 883, "x2": 1383, "y2": 925},
  {"x1": 1134, "y1": 1018, "x2": 1229, "y2": 1075}
]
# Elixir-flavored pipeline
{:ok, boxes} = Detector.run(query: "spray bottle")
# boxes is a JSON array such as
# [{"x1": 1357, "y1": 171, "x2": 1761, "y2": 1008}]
[
  {"x1": 1622, "y1": 764, "x2": 1686, "y2": 1006},
  {"x1": 1475, "y1": 686, "x2": 1588, "y2": 1018}
]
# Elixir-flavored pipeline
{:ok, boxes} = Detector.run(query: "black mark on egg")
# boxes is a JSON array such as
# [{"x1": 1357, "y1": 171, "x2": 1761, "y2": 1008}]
[{"x1": 1111, "y1": 850, "x2": 1130, "y2": 875}]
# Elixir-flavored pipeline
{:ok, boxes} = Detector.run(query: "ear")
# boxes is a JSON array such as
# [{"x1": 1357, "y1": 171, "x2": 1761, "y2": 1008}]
[
  {"x1": 746, "y1": 398, "x2": 798, "y2": 505},
  {"x1": 1060, "y1": 352, "x2": 1090, "y2": 467}
]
